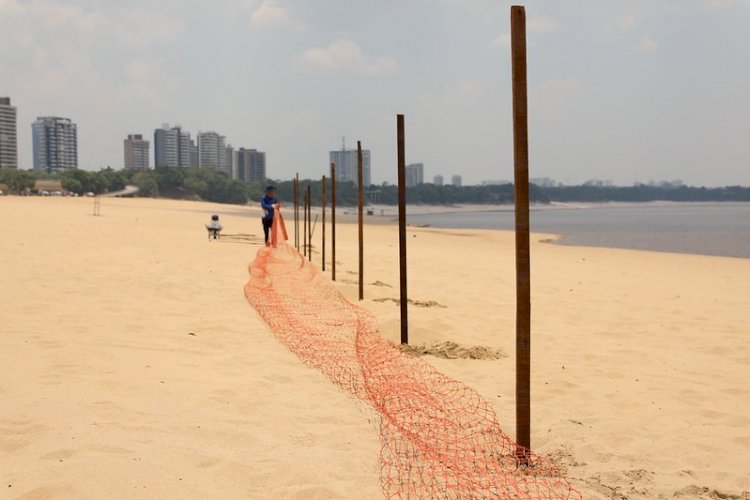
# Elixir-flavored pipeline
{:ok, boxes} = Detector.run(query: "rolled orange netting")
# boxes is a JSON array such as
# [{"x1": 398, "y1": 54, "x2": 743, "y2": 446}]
[
  {"x1": 245, "y1": 208, "x2": 581, "y2": 499},
  {"x1": 270, "y1": 205, "x2": 288, "y2": 247}
]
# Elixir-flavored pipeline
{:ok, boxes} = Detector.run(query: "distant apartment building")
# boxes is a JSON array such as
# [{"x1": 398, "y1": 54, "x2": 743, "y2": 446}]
[
  {"x1": 481, "y1": 179, "x2": 511, "y2": 186},
  {"x1": 189, "y1": 139, "x2": 198, "y2": 168},
  {"x1": 236, "y1": 148, "x2": 266, "y2": 183},
  {"x1": 0, "y1": 97, "x2": 18, "y2": 169},
  {"x1": 197, "y1": 131, "x2": 223, "y2": 170},
  {"x1": 647, "y1": 179, "x2": 684, "y2": 188},
  {"x1": 583, "y1": 178, "x2": 613, "y2": 187},
  {"x1": 530, "y1": 177, "x2": 557, "y2": 188},
  {"x1": 405, "y1": 163, "x2": 424, "y2": 187},
  {"x1": 433, "y1": 174, "x2": 444, "y2": 186},
  {"x1": 224, "y1": 144, "x2": 234, "y2": 178},
  {"x1": 197, "y1": 131, "x2": 232, "y2": 177},
  {"x1": 329, "y1": 147, "x2": 371, "y2": 187},
  {"x1": 451, "y1": 175, "x2": 462, "y2": 187},
  {"x1": 123, "y1": 134, "x2": 150, "y2": 170},
  {"x1": 154, "y1": 124, "x2": 191, "y2": 168},
  {"x1": 32, "y1": 116, "x2": 78, "y2": 172}
]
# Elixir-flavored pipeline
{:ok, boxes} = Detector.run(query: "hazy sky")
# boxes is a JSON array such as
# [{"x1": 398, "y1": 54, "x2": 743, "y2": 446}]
[{"x1": 1, "y1": 0, "x2": 748, "y2": 186}]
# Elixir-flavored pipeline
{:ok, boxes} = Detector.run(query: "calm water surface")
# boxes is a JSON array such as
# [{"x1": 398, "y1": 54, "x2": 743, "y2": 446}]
[{"x1": 407, "y1": 203, "x2": 750, "y2": 259}]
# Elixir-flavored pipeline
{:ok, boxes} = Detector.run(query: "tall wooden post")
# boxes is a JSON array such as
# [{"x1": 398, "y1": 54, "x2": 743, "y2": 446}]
[
  {"x1": 293, "y1": 175, "x2": 296, "y2": 249},
  {"x1": 397, "y1": 115, "x2": 408, "y2": 345},
  {"x1": 331, "y1": 163, "x2": 337, "y2": 281},
  {"x1": 357, "y1": 141, "x2": 364, "y2": 301},
  {"x1": 322, "y1": 175, "x2": 327, "y2": 271},
  {"x1": 293, "y1": 177, "x2": 297, "y2": 249},
  {"x1": 303, "y1": 186, "x2": 308, "y2": 257},
  {"x1": 511, "y1": 4, "x2": 531, "y2": 454},
  {"x1": 307, "y1": 184, "x2": 312, "y2": 262},
  {"x1": 295, "y1": 173, "x2": 300, "y2": 250}
]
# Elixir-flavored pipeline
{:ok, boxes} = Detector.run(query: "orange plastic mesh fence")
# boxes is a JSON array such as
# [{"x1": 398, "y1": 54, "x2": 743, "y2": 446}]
[{"x1": 245, "y1": 211, "x2": 581, "y2": 499}]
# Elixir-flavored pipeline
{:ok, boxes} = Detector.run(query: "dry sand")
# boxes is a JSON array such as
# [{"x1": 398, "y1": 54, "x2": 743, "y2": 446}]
[{"x1": 1, "y1": 196, "x2": 748, "y2": 499}]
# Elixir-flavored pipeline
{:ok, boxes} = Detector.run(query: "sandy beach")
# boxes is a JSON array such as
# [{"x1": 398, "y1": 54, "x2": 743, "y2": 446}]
[{"x1": 1, "y1": 196, "x2": 749, "y2": 499}]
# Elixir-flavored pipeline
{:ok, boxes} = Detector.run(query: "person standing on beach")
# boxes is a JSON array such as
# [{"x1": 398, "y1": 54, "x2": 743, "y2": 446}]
[{"x1": 261, "y1": 185, "x2": 279, "y2": 246}]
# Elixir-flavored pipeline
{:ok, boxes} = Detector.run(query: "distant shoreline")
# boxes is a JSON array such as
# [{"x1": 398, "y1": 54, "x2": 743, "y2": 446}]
[{"x1": 335, "y1": 200, "x2": 750, "y2": 219}]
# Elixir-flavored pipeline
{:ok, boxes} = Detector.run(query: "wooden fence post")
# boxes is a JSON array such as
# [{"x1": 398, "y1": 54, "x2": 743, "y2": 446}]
[
  {"x1": 294, "y1": 174, "x2": 299, "y2": 250},
  {"x1": 331, "y1": 163, "x2": 336, "y2": 281},
  {"x1": 322, "y1": 175, "x2": 326, "y2": 271},
  {"x1": 397, "y1": 115, "x2": 408, "y2": 345},
  {"x1": 357, "y1": 141, "x2": 364, "y2": 301},
  {"x1": 307, "y1": 184, "x2": 312, "y2": 262},
  {"x1": 511, "y1": 4, "x2": 531, "y2": 455},
  {"x1": 303, "y1": 185, "x2": 308, "y2": 257}
]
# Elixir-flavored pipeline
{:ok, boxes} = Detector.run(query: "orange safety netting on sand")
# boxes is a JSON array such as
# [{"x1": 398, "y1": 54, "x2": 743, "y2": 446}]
[{"x1": 244, "y1": 210, "x2": 581, "y2": 499}]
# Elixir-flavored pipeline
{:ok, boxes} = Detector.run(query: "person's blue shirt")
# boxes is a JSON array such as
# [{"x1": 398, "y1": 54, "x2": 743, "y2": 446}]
[{"x1": 261, "y1": 195, "x2": 277, "y2": 221}]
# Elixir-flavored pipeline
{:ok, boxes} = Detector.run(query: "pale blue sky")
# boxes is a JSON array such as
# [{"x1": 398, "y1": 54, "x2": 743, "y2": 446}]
[{"x1": 1, "y1": 0, "x2": 748, "y2": 186}]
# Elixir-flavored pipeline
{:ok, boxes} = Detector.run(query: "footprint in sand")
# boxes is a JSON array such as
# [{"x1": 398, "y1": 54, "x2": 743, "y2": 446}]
[
  {"x1": 372, "y1": 297, "x2": 447, "y2": 308},
  {"x1": 399, "y1": 341, "x2": 505, "y2": 360},
  {"x1": 0, "y1": 418, "x2": 45, "y2": 453},
  {"x1": 40, "y1": 449, "x2": 76, "y2": 461},
  {"x1": 10, "y1": 484, "x2": 76, "y2": 498},
  {"x1": 673, "y1": 484, "x2": 748, "y2": 499},
  {"x1": 370, "y1": 281, "x2": 392, "y2": 288}
]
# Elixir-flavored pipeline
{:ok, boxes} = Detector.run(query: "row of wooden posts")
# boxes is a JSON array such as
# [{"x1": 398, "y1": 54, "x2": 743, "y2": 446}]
[
  {"x1": 283, "y1": 5, "x2": 531, "y2": 455},
  {"x1": 289, "y1": 131, "x2": 409, "y2": 342}
]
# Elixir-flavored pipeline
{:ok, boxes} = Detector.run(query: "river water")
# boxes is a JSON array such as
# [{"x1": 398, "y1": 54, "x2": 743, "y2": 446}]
[{"x1": 406, "y1": 202, "x2": 750, "y2": 259}]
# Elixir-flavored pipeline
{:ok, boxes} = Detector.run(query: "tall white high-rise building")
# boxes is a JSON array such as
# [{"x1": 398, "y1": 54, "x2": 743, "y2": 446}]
[
  {"x1": 123, "y1": 134, "x2": 150, "y2": 170},
  {"x1": 433, "y1": 174, "x2": 444, "y2": 186},
  {"x1": 197, "y1": 131, "x2": 232, "y2": 176},
  {"x1": 223, "y1": 144, "x2": 234, "y2": 178},
  {"x1": 451, "y1": 175, "x2": 462, "y2": 187},
  {"x1": 154, "y1": 124, "x2": 191, "y2": 168},
  {"x1": 32, "y1": 116, "x2": 78, "y2": 172},
  {"x1": 405, "y1": 163, "x2": 424, "y2": 187},
  {"x1": 329, "y1": 146, "x2": 371, "y2": 187},
  {"x1": 0, "y1": 97, "x2": 18, "y2": 169}
]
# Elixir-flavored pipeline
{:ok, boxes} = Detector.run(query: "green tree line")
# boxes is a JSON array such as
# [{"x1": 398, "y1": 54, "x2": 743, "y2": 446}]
[
  {"x1": 4, "y1": 167, "x2": 749, "y2": 205},
  {"x1": 0, "y1": 168, "x2": 36, "y2": 193},
  {"x1": 126, "y1": 166, "x2": 262, "y2": 204},
  {"x1": 2, "y1": 166, "x2": 264, "y2": 204},
  {"x1": 264, "y1": 180, "x2": 548, "y2": 206},
  {"x1": 59, "y1": 168, "x2": 128, "y2": 195},
  {"x1": 56, "y1": 166, "x2": 264, "y2": 204}
]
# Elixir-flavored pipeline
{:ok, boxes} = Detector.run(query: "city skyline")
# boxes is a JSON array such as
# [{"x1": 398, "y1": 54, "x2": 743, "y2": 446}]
[
  {"x1": 0, "y1": 105, "x2": 724, "y2": 188},
  {"x1": 1, "y1": 1, "x2": 749, "y2": 186}
]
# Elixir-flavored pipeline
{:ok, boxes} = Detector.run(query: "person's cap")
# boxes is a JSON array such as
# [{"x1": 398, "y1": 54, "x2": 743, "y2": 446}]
[{"x1": 265, "y1": 185, "x2": 276, "y2": 191}]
